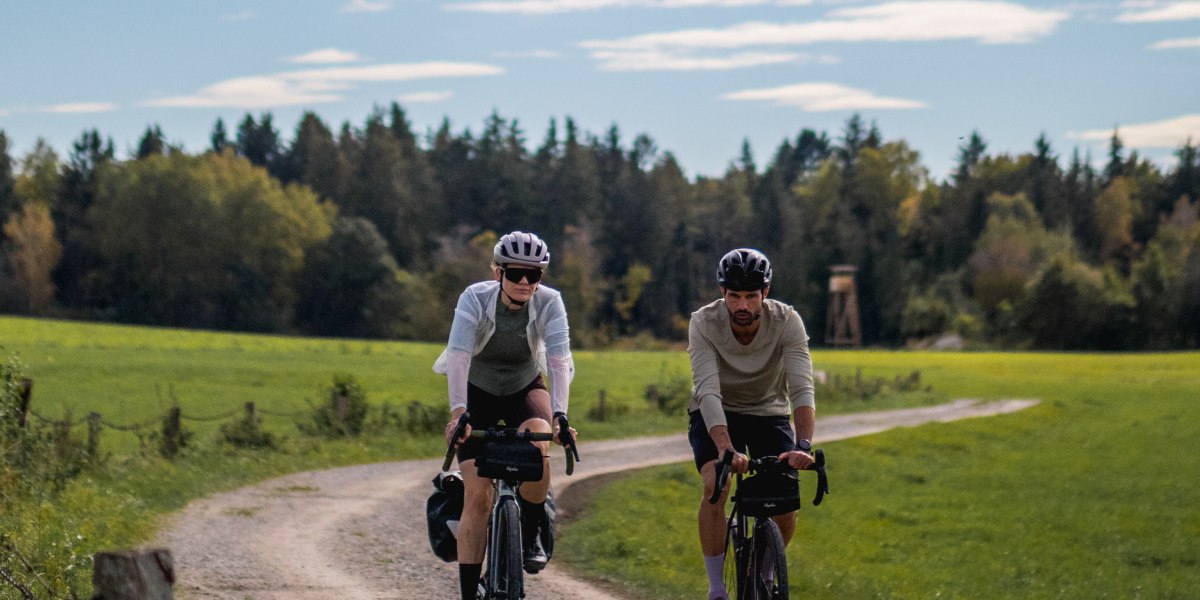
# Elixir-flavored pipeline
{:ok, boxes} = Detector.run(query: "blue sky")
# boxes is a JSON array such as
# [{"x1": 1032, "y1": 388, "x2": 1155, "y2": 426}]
[{"x1": 2, "y1": 0, "x2": 1198, "y2": 182}]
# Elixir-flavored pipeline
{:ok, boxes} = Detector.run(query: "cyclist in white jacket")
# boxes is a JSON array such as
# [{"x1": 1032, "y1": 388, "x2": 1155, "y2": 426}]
[{"x1": 436, "y1": 231, "x2": 575, "y2": 600}]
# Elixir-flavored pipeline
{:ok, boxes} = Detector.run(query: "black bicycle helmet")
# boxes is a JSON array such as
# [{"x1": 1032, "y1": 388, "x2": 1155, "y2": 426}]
[{"x1": 717, "y1": 248, "x2": 772, "y2": 291}]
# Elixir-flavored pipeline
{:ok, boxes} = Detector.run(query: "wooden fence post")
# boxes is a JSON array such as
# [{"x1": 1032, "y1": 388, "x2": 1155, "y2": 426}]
[
  {"x1": 16, "y1": 377, "x2": 32, "y2": 428},
  {"x1": 160, "y1": 407, "x2": 183, "y2": 458},
  {"x1": 333, "y1": 391, "x2": 348, "y2": 424},
  {"x1": 92, "y1": 549, "x2": 174, "y2": 600},
  {"x1": 87, "y1": 412, "x2": 102, "y2": 463}
]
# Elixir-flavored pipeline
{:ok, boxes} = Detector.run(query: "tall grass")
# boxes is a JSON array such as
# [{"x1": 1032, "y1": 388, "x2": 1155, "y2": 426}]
[{"x1": 558, "y1": 351, "x2": 1200, "y2": 599}]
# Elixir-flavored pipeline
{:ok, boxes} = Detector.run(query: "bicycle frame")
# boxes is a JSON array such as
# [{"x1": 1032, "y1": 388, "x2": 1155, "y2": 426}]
[
  {"x1": 710, "y1": 449, "x2": 828, "y2": 600},
  {"x1": 484, "y1": 475, "x2": 525, "y2": 599},
  {"x1": 442, "y1": 413, "x2": 580, "y2": 600}
]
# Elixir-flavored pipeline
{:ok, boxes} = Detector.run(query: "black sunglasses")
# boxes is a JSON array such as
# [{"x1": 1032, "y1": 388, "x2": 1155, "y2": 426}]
[{"x1": 502, "y1": 267, "x2": 543, "y2": 284}]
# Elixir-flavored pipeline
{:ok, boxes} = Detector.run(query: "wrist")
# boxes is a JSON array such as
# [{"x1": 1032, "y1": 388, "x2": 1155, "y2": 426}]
[{"x1": 796, "y1": 438, "x2": 812, "y2": 453}]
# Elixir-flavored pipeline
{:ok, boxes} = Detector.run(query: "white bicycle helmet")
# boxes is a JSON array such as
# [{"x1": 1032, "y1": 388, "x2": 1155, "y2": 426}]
[{"x1": 494, "y1": 231, "x2": 551, "y2": 268}]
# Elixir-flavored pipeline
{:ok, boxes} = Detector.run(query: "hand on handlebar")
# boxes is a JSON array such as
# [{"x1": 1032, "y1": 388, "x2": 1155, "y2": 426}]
[
  {"x1": 554, "y1": 412, "x2": 581, "y2": 467},
  {"x1": 778, "y1": 449, "x2": 815, "y2": 470},
  {"x1": 444, "y1": 411, "x2": 472, "y2": 447},
  {"x1": 722, "y1": 446, "x2": 750, "y2": 475},
  {"x1": 551, "y1": 418, "x2": 577, "y2": 448}
]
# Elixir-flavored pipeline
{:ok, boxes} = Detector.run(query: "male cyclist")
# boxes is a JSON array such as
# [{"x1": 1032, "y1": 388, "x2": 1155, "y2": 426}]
[
  {"x1": 687, "y1": 248, "x2": 816, "y2": 600},
  {"x1": 435, "y1": 231, "x2": 575, "y2": 600}
]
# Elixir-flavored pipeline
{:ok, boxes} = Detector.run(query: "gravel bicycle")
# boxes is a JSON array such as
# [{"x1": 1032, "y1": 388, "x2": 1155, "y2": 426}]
[
  {"x1": 709, "y1": 448, "x2": 829, "y2": 600},
  {"x1": 443, "y1": 412, "x2": 579, "y2": 600}
]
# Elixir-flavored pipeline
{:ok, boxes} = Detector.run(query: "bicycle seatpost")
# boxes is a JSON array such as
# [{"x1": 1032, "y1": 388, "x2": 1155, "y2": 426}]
[{"x1": 442, "y1": 411, "x2": 471, "y2": 472}]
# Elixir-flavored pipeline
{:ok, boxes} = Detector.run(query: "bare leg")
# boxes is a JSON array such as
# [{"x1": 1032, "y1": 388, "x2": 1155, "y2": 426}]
[
  {"x1": 698, "y1": 460, "x2": 731, "y2": 557},
  {"x1": 772, "y1": 511, "x2": 796, "y2": 545},
  {"x1": 457, "y1": 459, "x2": 493, "y2": 564},
  {"x1": 518, "y1": 387, "x2": 552, "y2": 504}
]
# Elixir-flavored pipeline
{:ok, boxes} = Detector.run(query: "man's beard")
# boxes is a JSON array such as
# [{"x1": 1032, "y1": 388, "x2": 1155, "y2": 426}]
[{"x1": 731, "y1": 310, "x2": 758, "y2": 327}]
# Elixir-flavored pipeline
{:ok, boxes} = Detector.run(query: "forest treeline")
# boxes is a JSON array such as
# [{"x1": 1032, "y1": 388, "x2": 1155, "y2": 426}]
[{"x1": 1, "y1": 104, "x2": 1198, "y2": 349}]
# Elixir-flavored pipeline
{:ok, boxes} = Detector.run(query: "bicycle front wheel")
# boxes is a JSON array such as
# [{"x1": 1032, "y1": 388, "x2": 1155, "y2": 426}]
[
  {"x1": 747, "y1": 518, "x2": 788, "y2": 600},
  {"x1": 723, "y1": 516, "x2": 746, "y2": 599},
  {"x1": 487, "y1": 496, "x2": 524, "y2": 599}
]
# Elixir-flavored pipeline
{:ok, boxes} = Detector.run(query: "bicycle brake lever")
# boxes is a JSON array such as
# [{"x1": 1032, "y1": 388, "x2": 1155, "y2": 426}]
[
  {"x1": 554, "y1": 412, "x2": 580, "y2": 475},
  {"x1": 442, "y1": 412, "x2": 470, "y2": 472},
  {"x1": 811, "y1": 449, "x2": 829, "y2": 506},
  {"x1": 708, "y1": 449, "x2": 734, "y2": 505}
]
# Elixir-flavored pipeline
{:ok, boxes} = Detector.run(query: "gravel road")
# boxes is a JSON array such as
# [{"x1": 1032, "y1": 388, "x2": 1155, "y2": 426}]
[{"x1": 155, "y1": 399, "x2": 1037, "y2": 600}]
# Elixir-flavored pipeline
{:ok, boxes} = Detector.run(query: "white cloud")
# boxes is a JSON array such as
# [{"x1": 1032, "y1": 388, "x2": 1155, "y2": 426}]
[
  {"x1": 287, "y1": 48, "x2": 364, "y2": 64},
  {"x1": 398, "y1": 91, "x2": 455, "y2": 103},
  {"x1": 581, "y1": 1, "x2": 1066, "y2": 71},
  {"x1": 445, "y1": 0, "x2": 771, "y2": 13},
  {"x1": 723, "y1": 82, "x2": 927, "y2": 111},
  {"x1": 583, "y1": 1, "x2": 1069, "y2": 53},
  {"x1": 1150, "y1": 36, "x2": 1200, "y2": 48},
  {"x1": 143, "y1": 62, "x2": 504, "y2": 109},
  {"x1": 342, "y1": 0, "x2": 392, "y2": 12},
  {"x1": 1117, "y1": 1, "x2": 1200, "y2": 22},
  {"x1": 37, "y1": 102, "x2": 120, "y2": 114},
  {"x1": 593, "y1": 49, "x2": 805, "y2": 70},
  {"x1": 493, "y1": 49, "x2": 563, "y2": 59},
  {"x1": 1068, "y1": 114, "x2": 1200, "y2": 148},
  {"x1": 143, "y1": 77, "x2": 341, "y2": 108},
  {"x1": 281, "y1": 62, "x2": 504, "y2": 83}
]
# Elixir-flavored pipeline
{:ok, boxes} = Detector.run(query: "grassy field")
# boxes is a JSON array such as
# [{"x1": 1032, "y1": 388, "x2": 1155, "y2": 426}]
[
  {"x1": 0, "y1": 316, "x2": 726, "y2": 596},
  {"x1": 557, "y1": 351, "x2": 1200, "y2": 599},
  {"x1": 9, "y1": 316, "x2": 1191, "y2": 599}
]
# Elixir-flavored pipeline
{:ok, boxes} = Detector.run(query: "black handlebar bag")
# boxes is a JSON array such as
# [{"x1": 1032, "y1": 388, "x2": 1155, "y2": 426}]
[
  {"x1": 427, "y1": 471, "x2": 465, "y2": 562},
  {"x1": 475, "y1": 441, "x2": 545, "y2": 481},
  {"x1": 738, "y1": 471, "x2": 800, "y2": 517}
]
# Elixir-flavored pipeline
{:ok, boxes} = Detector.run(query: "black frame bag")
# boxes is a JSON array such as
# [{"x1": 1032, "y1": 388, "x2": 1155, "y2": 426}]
[
  {"x1": 427, "y1": 471, "x2": 464, "y2": 562},
  {"x1": 738, "y1": 470, "x2": 801, "y2": 518},
  {"x1": 475, "y1": 441, "x2": 544, "y2": 482}
]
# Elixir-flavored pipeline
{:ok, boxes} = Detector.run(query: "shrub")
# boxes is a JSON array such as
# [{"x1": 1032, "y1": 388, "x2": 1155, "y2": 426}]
[
  {"x1": 303, "y1": 373, "x2": 369, "y2": 437},
  {"x1": 220, "y1": 404, "x2": 279, "y2": 449},
  {"x1": 645, "y1": 363, "x2": 692, "y2": 415},
  {"x1": 816, "y1": 368, "x2": 932, "y2": 405}
]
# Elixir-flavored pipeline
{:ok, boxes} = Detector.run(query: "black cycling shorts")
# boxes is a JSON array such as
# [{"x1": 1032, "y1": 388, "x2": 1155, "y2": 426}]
[
  {"x1": 457, "y1": 375, "x2": 550, "y2": 463},
  {"x1": 688, "y1": 410, "x2": 796, "y2": 472}
]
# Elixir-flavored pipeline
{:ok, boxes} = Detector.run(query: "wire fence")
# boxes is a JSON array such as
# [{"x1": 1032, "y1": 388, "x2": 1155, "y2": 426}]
[
  {"x1": 25, "y1": 403, "x2": 303, "y2": 434},
  {"x1": 8, "y1": 376, "x2": 444, "y2": 457}
]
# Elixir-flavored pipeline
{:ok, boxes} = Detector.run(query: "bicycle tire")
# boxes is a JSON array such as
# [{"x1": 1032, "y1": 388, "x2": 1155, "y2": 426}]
[
  {"x1": 487, "y1": 496, "x2": 524, "y2": 599},
  {"x1": 723, "y1": 515, "x2": 747, "y2": 600},
  {"x1": 748, "y1": 518, "x2": 788, "y2": 600}
]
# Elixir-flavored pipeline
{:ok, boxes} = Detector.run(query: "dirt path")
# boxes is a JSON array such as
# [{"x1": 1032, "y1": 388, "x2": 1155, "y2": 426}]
[{"x1": 156, "y1": 398, "x2": 1037, "y2": 599}]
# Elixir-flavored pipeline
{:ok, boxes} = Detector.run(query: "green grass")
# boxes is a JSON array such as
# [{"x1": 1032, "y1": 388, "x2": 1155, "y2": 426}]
[
  {"x1": 558, "y1": 351, "x2": 1200, "y2": 599},
  {"x1": 0, "y1": 316, "x2": 729, "y2": 597},
  {"x1": 13, "y1": 315, "x2": 1190, "y2": 600}
]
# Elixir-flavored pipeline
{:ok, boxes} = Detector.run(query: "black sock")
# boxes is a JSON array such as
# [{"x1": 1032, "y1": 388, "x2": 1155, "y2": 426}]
[
  {"x1": 459, "y1": 563, "x2": 482, "y2": 599},
  {"x1": 520, "y1": 497, "x2": 545, "y2": 538}
]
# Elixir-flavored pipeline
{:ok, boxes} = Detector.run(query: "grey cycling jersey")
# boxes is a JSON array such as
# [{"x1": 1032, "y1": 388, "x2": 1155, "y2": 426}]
[
  {"x1": 687, "y1": 298, "x2": 815, "y2": 430},
  {"x1": 469, "y1": 302, "x2": 540, "y2": 396}
]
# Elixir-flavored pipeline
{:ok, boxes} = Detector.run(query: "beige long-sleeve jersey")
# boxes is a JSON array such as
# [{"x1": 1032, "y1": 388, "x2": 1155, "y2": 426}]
[{"x1": 687, "y1": 298, "x2": 815, "y2": 430}]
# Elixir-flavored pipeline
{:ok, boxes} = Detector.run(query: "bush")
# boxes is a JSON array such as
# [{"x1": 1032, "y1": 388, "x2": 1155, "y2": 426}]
[
  {"x1": 221, "y1": 405, "x2": 279, "y2": 449},
  {"x1": 816, "y1": 368, "x2": 932, "y2": 405},
  {"x1": 303, "y1": 373, "x2": 369, "y2": 437},
  {"x1": 645, "y1": 363, "x2": 691, "y2": 415}
]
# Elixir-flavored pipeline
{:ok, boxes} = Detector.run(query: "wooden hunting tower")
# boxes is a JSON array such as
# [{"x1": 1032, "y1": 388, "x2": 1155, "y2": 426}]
[{"x1": 825, "y1": 265, "x2": 862, "y2": 347}]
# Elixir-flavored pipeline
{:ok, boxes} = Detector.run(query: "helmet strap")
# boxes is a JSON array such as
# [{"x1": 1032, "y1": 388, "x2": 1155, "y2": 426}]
[{"x1": 499, "y1": 287, "x2": 527, "y2": 309}]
